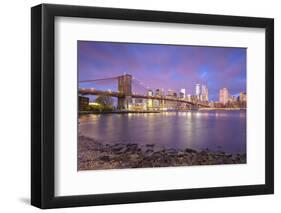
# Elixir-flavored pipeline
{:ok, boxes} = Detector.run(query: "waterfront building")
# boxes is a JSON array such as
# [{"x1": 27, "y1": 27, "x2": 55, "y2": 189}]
[
  {"x1": 155, "y1": 88, "x2": 164, "y2": 96},
  {"x1": 186, "y1": 94, "x2": 191, "y2": 102},
  {"x1": 167, "y1": 89, "x2": 174, "y2": 97},
  {"x1": 239, "y1": 92, "x2": 247, "y2": 102},
  {"x1": 195, "y1": 83, "x2": 208, "y2": 102},
  {"x1": 165, "y1": 89, "x2": 176, "y2": 109},
  {"x1": 238, "y1": 92, "x2": 247, "y2": 108},
  {"x1": 228, "y1": 96, "x2": 236, "y2": 103},
  {"x1": 153, "y1": 100, "x2": 160, "y2": 108},
  {"x1": 79, "y1": 96, "x2": 89, "y2": 111},
  {"x1": 147, "y1": 89, "x2": 153, "y2": 96},
  {"x1": 209, "y1": 101, "x2": 215, "y2": 107},
  {"x1": 195, "y1": 83, "x2": 201, "y2": 99},
  {"x1": 219, "y1": 88, "x2": 229, "y2": 105},
  {"x1": 190, "y1": 95, "x2": 197, "y2": 103},
  {"x1": 134, "y1": 98, "x2": 144, "y2": 104},
  {"x1": 180, "y1": 88, "x2": 186, "y2": 98},
  {"x1": 131, "y1": 98, "x2": 147, "y2": 111},
  {"x1": 179, "y1": 92, "x2": 185, "y2": 99},
  {"x1": 155, "y1": 89, "x2": 165, "y2": 109},
  {"x1": 147, "y1": 89, "x2": 153, "y2": 109},
  {"x1": 201, "y1": 85, "x2": 209, "y2": 102},
  {"x1": 214, "y1": 101, "x2": 224, "y2": 108}
]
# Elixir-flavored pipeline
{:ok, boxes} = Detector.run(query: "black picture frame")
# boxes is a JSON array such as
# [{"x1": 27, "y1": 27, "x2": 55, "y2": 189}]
[{"x1": 31, "y1": 3, "x2": 274, "y2": 209}]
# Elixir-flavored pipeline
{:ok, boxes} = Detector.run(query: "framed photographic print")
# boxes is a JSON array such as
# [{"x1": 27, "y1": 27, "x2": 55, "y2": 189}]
[{"x1": 31, "y1": 3, "x2": 274, "y2": 209}]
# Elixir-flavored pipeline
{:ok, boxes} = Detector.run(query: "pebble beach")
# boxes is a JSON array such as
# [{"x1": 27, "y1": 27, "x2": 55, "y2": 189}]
[{"x1": 78, "y1": 135, "x2": 246, "y2": 170}]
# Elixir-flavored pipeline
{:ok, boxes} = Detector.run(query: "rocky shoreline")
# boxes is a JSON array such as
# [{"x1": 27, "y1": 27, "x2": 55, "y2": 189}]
[{"x1": 78, "y1": 135, "x2": 246, "y2": 170}]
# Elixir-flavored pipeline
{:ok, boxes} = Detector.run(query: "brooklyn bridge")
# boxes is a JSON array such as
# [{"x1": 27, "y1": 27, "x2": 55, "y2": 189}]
[{"x1": 79, "y1": 74, "x2": 209, "y2": 110}]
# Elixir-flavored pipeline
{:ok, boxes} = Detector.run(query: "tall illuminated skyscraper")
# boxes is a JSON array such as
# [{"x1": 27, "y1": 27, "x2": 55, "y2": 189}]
[
  {"x1": 147, "y1": 89, "x2": 153, "y2": 109},
  {"x1": 180, "y1": 88, "x2": 186, "y2": 99},
  {"x1": 147, "y1": 89, "x2": 153, "y2": 96},
  {"x1": 195, "y1": 83, "x2": 201, "y2": 97},
  {"x1": 195, "y1": 84, "x2": 208, "y2": 101},
  {"x1": 201, "y1": 85, "x2": 209, "y2": 101},
  {"x1": 219, "y1": 88, "x2": 229, "y2": 104}
]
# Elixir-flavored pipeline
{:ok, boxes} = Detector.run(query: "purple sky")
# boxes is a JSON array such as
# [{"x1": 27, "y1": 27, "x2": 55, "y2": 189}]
[{"x1": 78, "y1": 41, "x2": 246, "y2": 101}]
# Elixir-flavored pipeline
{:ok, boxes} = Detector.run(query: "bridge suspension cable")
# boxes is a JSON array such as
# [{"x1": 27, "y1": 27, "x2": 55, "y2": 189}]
[
  {"x1": 132, "y1": 78, "x2": 152, "y2": 91},
  {"x1": 79, "y1": 76, "x2": 118, "y2": 83}
]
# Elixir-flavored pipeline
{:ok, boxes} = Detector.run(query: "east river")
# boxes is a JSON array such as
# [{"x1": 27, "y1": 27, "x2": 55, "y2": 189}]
[{"x1": 79, "y1": 110, "x2": 246, "y2": 154}]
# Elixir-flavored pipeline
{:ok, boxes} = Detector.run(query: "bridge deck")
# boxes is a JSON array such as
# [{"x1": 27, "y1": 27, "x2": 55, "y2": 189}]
[{"x1": 79, "y1": 88, "x2": 209, "y2": 107}]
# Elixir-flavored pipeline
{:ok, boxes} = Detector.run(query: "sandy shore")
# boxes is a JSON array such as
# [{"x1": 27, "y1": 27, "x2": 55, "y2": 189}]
[{"x1": 78, "y1": 135, "x2": 246, "y2": 170}]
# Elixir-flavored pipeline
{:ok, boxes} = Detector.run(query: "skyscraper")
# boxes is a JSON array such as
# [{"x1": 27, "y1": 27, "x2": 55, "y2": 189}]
[
  {"x1": 179, "y1": 92, "x2": 184, "y2": 99},
  {"x1": 201, "y1": 85, "x2": 209, "y2": 102},
  {"x1": 195, "y1": 84, "x2": 208, "y2": 101},
  {"x1": 239, "y1": 92, "x2": 247, "y2": 102},
  {"x1": 167, "y1": 89, "x2": 174, "y2": 97},
  {"x1": 147, "y1": 89, "x2": 153, "y2": 96},
  {"x1": 219, "y1": 88, "x2": 229, "y2": 104},
  {"x1": 155, "y1": 88, "x2": 164, "y2": 97},
  {"x1": 195, "y1": 83, "x2": 201, "y2": 97},
  {"x1": 186, "y1": 94, "x2": 191, "y2": 101},
  {"x1": 147, "y1": 89, "x2": 153, "y2": 109},
  {"x1": 180, "y1": 88, "x2": 186, "y2": 99}
]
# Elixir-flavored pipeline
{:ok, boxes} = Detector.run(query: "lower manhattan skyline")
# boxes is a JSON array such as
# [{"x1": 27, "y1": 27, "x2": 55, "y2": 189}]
[{"x1": 78, "y1": 41, "x2": 246, "y2": 101}]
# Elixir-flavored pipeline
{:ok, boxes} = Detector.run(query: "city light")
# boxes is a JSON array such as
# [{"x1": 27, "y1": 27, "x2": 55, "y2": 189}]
[
  {"x1": 79, "y1": 75, "x2": 246, "y2": 111},
  {"x1": 89, "y1": 102, "x2": 100, "y2": 106}
]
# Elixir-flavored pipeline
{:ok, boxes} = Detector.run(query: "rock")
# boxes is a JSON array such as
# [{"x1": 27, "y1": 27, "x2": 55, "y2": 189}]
[
  {"x1": 79, "y1": 135, "x2": 247, "y2": 170},
  {"x1": 200, "y1": 150, "x2": 208, "y2": 155},
  {"x1": 112, "y1": 147, "x2": 121, "y2": 152},
  {"x1": 185, "y1": 148, "x2": 197, "y2": 153},
  {"x1": 231, "y1": 155, "x2": 237, "y2": 161},
  {"x1": 208, "y1": 155, "x2": 214, "y2": 161},
  {"x1": 145, "y1": 149, "x2": 154, "y2": 157},
  {"x1": 177, "y1": 151, "x2": 185, "y2": 157},
  {"x1": 166, "y1": 148, "x2": 178, "y2": 155},
  {"x1": 129, "y1": 154, "x2": 139, "y2": 161},
  {"x1": 127, "y1": 144, "x2": 138, "y2": 151},
  {"x1": 99, "y1": 156, "x2": 110, "y2": 161}
]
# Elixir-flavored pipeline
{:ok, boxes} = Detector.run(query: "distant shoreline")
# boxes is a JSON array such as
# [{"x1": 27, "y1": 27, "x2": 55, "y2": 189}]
[
  {"x1": 79, "y1": 110, "x2": 161, "y2": 115},
  {"x1": 78, "y1": 135, "x2": 246, "y2": 171},
  {"x1": 199, "y1": 108, "x2": 246, "y2": 111},
  {"x1": 79, "y1": 108, "x2": 246, "y2": 115}
]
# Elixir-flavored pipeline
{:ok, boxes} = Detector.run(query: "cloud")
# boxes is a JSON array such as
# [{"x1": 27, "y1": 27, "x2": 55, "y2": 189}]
[{"x1": 78, "y1": 41, "x2": 246, "y2": 101}]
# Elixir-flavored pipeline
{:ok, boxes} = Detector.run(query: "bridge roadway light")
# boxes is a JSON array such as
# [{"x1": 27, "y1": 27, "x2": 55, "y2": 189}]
[{"x1": 89, "y1": 102, "x2": 100, "y2": 106}]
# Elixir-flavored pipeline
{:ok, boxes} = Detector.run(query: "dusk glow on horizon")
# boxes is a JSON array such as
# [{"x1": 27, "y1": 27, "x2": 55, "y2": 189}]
[{"x1": 78, "y1": 41, "x2": 246, "y2": 101}]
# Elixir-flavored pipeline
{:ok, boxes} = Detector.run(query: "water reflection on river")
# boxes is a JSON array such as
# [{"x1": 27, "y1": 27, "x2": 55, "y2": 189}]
[{"x1": 79, "y1": 110, "x2": 246, "y2": 153}]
